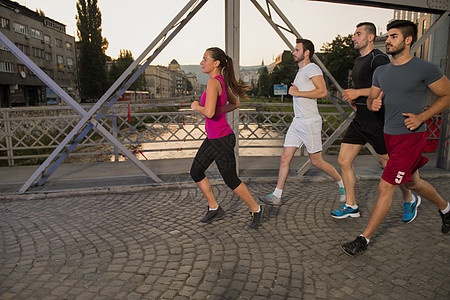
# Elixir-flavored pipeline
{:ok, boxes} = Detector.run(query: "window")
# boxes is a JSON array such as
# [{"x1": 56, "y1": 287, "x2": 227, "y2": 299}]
[
  {"x1": 13, "y1": 22, "x2": 28, "y2": 35},
  {"x1": 15, "y1": 43, "x2": 30, "y2": 55},
  {"x1": 44, "y1": 19, "x2": 65, "y2": 33},
  {"x1": 44, "y1": 35, "x2": 51, "y2": 44},
  {"x1": 56, "y1": 55, "x2": 63, "y2": 65},
  {"x1": 57, "y1": 71, "x2": 64, "y2": 80},
  {"x1": 66, "y1": 42, "x2": 72, "y2": 51},
  {"x1": 0, "y1": 17, "x2": 10, "y2": 29},
  {"x1": 45, "y1": 52, "x2": 52, "y2": 61},
  {"x1": 30, "y1": 28, "x2": 43, "y2": 39},
  {"x1": 0, "y1": 41, "x2": 9, "y2": 51},
  {"x1": 0, "y1": 61, "x2": 14, "y2": 73},
  {"x1": 68, "y1": 72, "x2": 75, "y2": 80},
  {"x1": 43, "y1": 68, "x2": 53, "y2": 78},
  {"x1": 17, "y1": 64, "x2": 32, "y2": 76},
  {"x1": 55, "y1": 38, "x2": 62, "y2": 48},
  {"x1": 67, "y1": 57, "x2": 73, "y2": 66},
  {"x1": 32, "y1": 47, "x2": 45, "y2": 58},
  {"x1": 422, "y1": 19, "x2": 427, "y2": 34}
]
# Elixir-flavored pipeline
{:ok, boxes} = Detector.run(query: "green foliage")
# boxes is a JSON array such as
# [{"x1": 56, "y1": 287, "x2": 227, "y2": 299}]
[
  {"x1": 108, "y1": 50, "x2": 146, "y2": 91},
  {"x1": 76, "y1": 0, "x2": 109, "y2": 101},
  {"x1": 269, "y1": 51, "x2": 297, "y2": 87},
  {"x1": 321, "y1": 34, "x2": 359, "y2": 89},
  {"x1": 256, "y1": 51, "x2": 298, "y2": 98},
  {"x1": 257, "y1": 66, "x2": 271, "y2": 97},
  {"x1": 186, "y1": 79, "x2": 193, "y2": 92}
]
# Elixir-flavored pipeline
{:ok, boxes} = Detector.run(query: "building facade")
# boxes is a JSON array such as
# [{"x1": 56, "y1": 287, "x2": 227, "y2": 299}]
[
  {"x1": 268, "y1": 50, "x2": 291, "y2": 73},
  {"x1": 0, "y1": 0, "x2": 78, "y2": 107},
  {"x1": 185, "y1": 72, "x2": 197, "y2": 95},
  {"x1": 144, "y1": 65, "x2": 171, "y2": 99},
  {"x1": 144, "y1": 60, "x2": 198, "y2": 99}
]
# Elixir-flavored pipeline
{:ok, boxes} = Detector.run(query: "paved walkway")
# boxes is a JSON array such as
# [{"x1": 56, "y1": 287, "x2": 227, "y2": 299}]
[{"x1": 0, "y1": 154, "x2": 449, "y2": 299}]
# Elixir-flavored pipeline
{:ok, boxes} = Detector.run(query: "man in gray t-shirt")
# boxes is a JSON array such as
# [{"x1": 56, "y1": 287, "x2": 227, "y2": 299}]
[
  {"x1": 373, "y1": 56, "x2": 444, "y2": 135},
  {"x1": 341, "y1": 20, "x2": 450, "y2": 256}
]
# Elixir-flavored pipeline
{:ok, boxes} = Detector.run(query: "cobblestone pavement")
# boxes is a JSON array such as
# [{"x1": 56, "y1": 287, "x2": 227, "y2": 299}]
[{"x1": 1, "y1": 177, "x2": 449, "y2": 300}]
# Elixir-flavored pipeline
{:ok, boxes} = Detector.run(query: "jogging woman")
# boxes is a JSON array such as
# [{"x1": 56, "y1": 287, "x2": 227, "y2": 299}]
[{"x1": 190, "y1": 47, "x2": 265, "y2": 228}]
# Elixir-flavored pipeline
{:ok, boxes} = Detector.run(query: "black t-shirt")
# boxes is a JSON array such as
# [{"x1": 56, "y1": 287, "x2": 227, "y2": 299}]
[{"x1": 351, "y1": 48, "x2": 390, "y2": 123}]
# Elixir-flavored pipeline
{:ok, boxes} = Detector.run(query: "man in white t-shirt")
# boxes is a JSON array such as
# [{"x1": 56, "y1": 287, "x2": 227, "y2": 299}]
[{"x1": 259, "y1": 38, "x2": 345, "y2": 206}]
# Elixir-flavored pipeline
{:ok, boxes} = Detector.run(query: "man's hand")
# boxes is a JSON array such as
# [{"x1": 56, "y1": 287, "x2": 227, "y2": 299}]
[
  {"x1": 342, "y1": 89, "x2": 359, "y2": 101},
  {"x1": 343, "y1": 89, "x2": 359, "y2": 109},
  {"x1": 288, "y1": 83, "x2": 299, "y2": 96},
  {"x1": 371, "y1": 91, "x2": 383, "y2": 111},
  {"x1": 402, "y1": 113, "x2": 423, "y2": 131}
]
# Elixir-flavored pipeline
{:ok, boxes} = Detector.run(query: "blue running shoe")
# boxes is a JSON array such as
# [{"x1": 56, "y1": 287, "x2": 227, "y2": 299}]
[
  {"x1": 339, "y1": 187, "x2": 346, "y2": 202},
  {"x1": 403, "y1": 194, "x2": 421, "y2": 223},
  {"x1": 331, "y1": 204, "x2": 360, "y2": 219}
]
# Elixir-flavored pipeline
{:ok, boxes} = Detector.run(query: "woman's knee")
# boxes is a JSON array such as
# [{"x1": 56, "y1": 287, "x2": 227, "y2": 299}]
[
  {"x1": 221, "y1": 169, "x2": 241, "y2": 190},
  {"x1": 224, "y1": 177, "x2": 241, "y2": 190},
  {"x1": 190, "y1": 165, "x2": 205, "y2": 182}
]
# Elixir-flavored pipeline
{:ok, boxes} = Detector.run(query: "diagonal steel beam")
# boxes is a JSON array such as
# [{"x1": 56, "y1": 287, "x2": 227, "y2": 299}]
[
  {"x1": 0, "y1": 31, "x2": 163, "y2": 193},
  {"x1": 250, "y1": 0, "x2": 369, "y2": 174},
  {"x1": 252, "y1": 0, "x2": 347, "y2": 96},
  {"x1": 410, "y1": 11, "x2": 449, "y2": 54},
  {"x1": 36, "y1": 0, "x2": 209, "y2": 188},
  {"x1": 5, "y1": 0, "x2": 208, "y2": 193}
]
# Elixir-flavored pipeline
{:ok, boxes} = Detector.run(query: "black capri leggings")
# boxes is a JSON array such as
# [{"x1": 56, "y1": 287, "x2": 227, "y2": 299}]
[{"x1": 190, "y1": 132, "x2": 242, "y2": 190}]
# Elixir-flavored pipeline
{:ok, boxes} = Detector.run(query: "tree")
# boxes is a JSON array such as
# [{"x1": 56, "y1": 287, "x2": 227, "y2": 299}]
[
  {"x1": 36, "y1": 9, "x2": 45, "y2": 16},
  {"x1": 108, "y1": 50, "x2": 146, "y2": 91},
  {"x1": 320, "y1": 34, "x2": 359, "y2": 89},
  {"x1": 186, "y1": 79, "x2": 193, "y2": 92},
  {"x1": 269, "y1": 51, "x2": 297, "y2": 85},
  {"x1": 257, "y1": 66, "x2": 271, "y2": 97},
  {"x1": 269, "y1": 51, "x2": 297, "y2": 93},
  {"x1": 76, "y1": 0, "x2": 108, "y2": 101},
  {"x1": 257, "y1": 51, "x2": 297, "y2": 98}
]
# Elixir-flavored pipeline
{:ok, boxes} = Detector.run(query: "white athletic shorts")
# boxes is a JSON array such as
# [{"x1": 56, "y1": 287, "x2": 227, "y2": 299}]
[{"x1": 284, "y1": 117, "x2": 323, "y2": 153}]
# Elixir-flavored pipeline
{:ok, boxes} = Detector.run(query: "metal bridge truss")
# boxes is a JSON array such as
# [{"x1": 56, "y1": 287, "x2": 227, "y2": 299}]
[{"x1": 0, "y1": 0, "x2": 447, "y2": 194}]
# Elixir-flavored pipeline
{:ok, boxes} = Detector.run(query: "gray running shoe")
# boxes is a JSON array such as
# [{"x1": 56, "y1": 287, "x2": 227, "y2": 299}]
[
  {"x1": 440, "y1": 209, "x2": 450, "y2": 234},
  {"x1": 200, "y1": 206, "x2": 225, "y2": 223},
  {"x1": 341, "y1": 236, "x2": 368, "y2": 256},
  {"x1": 339, "y1": 187, "x2": 346, "y2": 202},
  {"x1": 248, "y1": 206, "x2": 267, "y2": 229},
  {"x1": 258, "y1": 193, "x2": 281, "y2": 206}
]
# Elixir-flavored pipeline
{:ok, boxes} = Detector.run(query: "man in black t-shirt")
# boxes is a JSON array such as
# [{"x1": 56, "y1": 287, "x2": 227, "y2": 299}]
[{"x1": 331, "y1": 22, "x2": 415, "y2": 222}]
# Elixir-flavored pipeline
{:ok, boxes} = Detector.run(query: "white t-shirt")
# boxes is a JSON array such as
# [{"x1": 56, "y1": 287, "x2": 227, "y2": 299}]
[{"x1": 292, "y1": 63, "x2": 323, "y2": 119}]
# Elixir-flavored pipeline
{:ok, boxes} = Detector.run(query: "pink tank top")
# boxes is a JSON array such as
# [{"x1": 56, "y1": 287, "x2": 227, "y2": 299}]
[{"x1": 200, "y1": 75, "x2": 233, "y2": 139}]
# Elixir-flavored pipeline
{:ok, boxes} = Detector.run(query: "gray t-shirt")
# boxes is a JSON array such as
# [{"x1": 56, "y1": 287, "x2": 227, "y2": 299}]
[{"x1": 373, "y1": 56, "x2": 444, "y2": 135}]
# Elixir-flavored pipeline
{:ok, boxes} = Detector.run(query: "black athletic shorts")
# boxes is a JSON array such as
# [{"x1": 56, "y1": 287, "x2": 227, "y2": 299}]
[{"x1": 342, "y1": 120, "x2": 387, "y2": 155}]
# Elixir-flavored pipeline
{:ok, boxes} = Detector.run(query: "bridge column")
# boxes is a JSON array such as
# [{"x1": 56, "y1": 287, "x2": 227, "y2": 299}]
[{"x1": 225, "y1": 0, "x2": 241, "y2": 173}]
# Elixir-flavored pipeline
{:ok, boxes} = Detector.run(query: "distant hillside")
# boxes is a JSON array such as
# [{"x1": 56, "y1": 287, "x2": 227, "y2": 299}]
[
  {"x1": 180, "y1": 65, "x2": 209, "y2": 85},
  {"x1": 181, "y1": 65, "x2": 260, "y2": 85}
]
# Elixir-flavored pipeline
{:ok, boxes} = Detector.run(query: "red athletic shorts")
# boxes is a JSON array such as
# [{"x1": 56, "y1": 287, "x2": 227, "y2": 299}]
[{"x1": 382, "y1": 131, "x2": 429, "y2": 185}]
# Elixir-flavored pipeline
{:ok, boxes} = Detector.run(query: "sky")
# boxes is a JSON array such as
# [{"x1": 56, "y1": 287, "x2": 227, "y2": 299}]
[{"x1": 16, "y1": 0, "x2": 394, "y2": 66}]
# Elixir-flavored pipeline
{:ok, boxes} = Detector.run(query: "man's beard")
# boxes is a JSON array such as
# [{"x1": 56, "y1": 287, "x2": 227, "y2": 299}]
[
  {"x1": 386, "y1": 41, "x2": 406, "y2": 56},
  {"x1": 354, "y1": 40, "x2": 367, "y2": 51},
  {"x1": 295, "y1": 55, "x2": 304, "y2": 63}
]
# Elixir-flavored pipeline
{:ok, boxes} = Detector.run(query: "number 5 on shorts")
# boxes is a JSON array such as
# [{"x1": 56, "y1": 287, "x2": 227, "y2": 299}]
[{"x1": 395, "y1": 171, "x2": 405, "y2": 184}]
